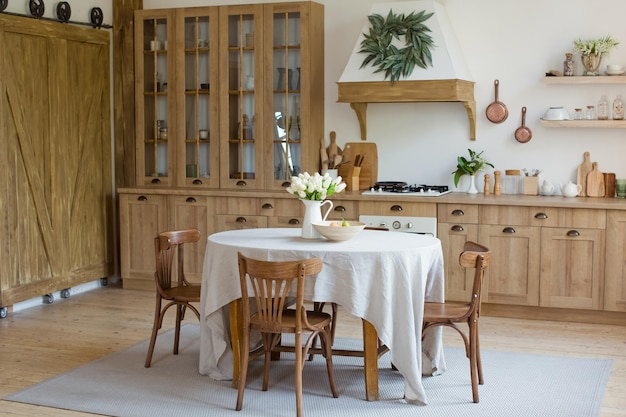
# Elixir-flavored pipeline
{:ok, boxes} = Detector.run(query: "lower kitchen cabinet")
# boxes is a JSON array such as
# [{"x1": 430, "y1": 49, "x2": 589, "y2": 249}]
[
  {"x1": 540, "y1": 227, "x2": 605, "y2": 310},
  {"x1": 119, "y1": 193, "x2": 168, "y2": 290},
  {"x1": 605, "y1": 210, "x2": 626, "y2": 312},
  {"x1": 437, "y1": 204, "x2": 479, "y2": 302},
  {"x1": 119, "y1": 193, "x2": 215, "y2": 290}
]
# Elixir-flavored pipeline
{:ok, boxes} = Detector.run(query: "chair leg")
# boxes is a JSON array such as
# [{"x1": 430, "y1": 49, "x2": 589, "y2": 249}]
[
  {"x1": 469, "y1": 320, "x2": 479, "y2": 403},
  {"x1": 236, "y1": 328, "x2": 251, "y2": 411},
  {"x1": 173, "y1": 303, "x2": 182, "y2": 355},
  {"x1": 476, "y1": 323, "x2": 484, "y2": 385},
  {"x1": 295, "y1": 331, "x2": 304, "y2": 417},
  {"x1": 322, "y1": 326, "x2": 339, "y2": 398},
  {"x1": 262, "y1": 333, "x2": 273, "y2": 392},
  {"x1": 144, "y1": 297, "x2": 163, "y2": 368}
]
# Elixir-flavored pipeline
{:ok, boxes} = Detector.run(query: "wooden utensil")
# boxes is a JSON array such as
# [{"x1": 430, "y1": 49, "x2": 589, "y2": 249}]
[
  {"x1": 486, "y1": 79, "x2": 509, "y2": 124},
  {"x1": 604, "y1": 172, "x2": 616, "y2": 197},
  {"x1": 320, "y1": 137, "x2": 329, "y2": 170},
  {"x1": 514, "y1": 106, "x2": 532, "y2": 143},
  {"x1": 327, "y1": 131, "x2": 339, "y2": 158},
  {"x1": 338, "y1": 142, "x2": 378, "y2": 189},
  {"x1": 586, "y1": 162, "x2": 605, "y2": 197},
  {"x1": 576, "y1": 151, "x2": 592, "y2": 197}
]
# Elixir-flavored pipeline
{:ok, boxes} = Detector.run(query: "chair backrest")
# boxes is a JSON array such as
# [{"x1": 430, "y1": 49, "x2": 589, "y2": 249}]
[
  {"x1": 237, "y1": 252, "x2": 322, "y2": 334},
  {"x1": 154, "y1": 229, "x2": 201, "y2": 293},
  {"x1": 459, "y1": 241, "x2": 490, "y2": 316}
]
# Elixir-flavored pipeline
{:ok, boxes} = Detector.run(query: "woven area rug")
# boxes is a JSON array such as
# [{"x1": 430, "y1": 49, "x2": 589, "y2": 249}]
[{"x1": 5, "y1": 324, "x2": 612, "y2": 417}]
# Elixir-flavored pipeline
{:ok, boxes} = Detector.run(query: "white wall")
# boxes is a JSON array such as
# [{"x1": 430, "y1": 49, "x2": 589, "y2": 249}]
[{"x1": 145, "y1": 0, "x2": 626, "y2": 192}]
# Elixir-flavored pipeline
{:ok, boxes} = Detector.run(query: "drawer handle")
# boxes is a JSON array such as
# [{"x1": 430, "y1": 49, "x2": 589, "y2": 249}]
[
  {"x1": 236, "y1": 217, "x2": 247, "y2": 223},
  {"x1": 452, "y1": 209, "x2": 465, "y2": 216},
  {"x1": 502, "y1": 227, "x2": 516, "y2": 234},
  {"x1": 288, "y1": 218, "x2": 300, "y2": 225},
  {"x1": 186, "y1": 197, "x2": 197, "y2": 203},
  {"x1": 534, "y1": 212, "x2": 548, "y2": 220},
  {"x1": 236, "y1": 180, "x2": 247, "y2": 187},
  {"x1": 137, "y1": 195, "x2": 148, "y2": 201},
  {"x1": 567, "y1": 230, "x2": 580, "y2": 237},
  {"x1": 391, "y1": 205, "x2": 403, "y2": 212},
  {"x1": 334, "y1": 206, "x2": 346, "y2": 212},
  {"x1": 193, "y1": 179, "x2": 203, "y2": 185},
  {"x1": 262, "y1": 203, "x2": 274, "y2": 209},
  {"x1": 151, "y1": 178, "x2": 161, "y2": 184},
  {"x1": 451, "y1": 225, "x2": 464, "y2": 232},
  {"x1": 281, "y1": 181, "x2": 291, "y2": 187}
]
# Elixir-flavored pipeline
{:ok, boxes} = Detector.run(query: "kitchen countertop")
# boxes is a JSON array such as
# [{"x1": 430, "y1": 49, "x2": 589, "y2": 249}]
[{"x1": 118, "y1": 187, "x2": 626, "y2": 210}]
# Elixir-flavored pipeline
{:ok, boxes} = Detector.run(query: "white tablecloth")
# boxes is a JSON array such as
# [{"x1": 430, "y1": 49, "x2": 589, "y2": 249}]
[{"x1": 199, "y1": 228, "x2": 446, "y2": 405}]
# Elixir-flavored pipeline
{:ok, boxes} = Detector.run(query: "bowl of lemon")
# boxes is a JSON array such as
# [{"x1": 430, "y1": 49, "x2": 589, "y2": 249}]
[{"x1": 313, "y1": 220, "x2": 366, "y2": 242}]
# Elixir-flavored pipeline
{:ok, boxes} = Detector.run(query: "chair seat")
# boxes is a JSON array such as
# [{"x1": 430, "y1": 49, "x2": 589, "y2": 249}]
[
  {"x1": 423, "y1": 301, "x2": 472, "y2": 322},
  {"x1": 163, "y1": 285, "x2": 201, "y2": 301},
  {"x1": 251, "y1": 309, "x2": 332, "y2": 333}
]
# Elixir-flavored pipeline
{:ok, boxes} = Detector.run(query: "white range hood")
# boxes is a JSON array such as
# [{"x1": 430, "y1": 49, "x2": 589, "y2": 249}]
[{"x1": 337, "y1": 0, "x2": 476, "y2": 140}]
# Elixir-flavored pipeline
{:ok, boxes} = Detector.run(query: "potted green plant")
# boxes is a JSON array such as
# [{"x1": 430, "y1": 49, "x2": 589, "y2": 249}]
[
  {"x1": 453, "y1": 149, "x2": 494, "y2": 194},
  {"x1": 572, "y1": 35, "x2": 619, "y2": 75}
]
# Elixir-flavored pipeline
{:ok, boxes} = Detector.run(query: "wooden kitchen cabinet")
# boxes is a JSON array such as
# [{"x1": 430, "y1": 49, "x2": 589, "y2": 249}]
[
  {"x1": 215, "y1": 196, "x2": 302, "y2": 231},
  {"x1": 119, "y1": 192, "x2": 215, "y2": 289},
  {"x1": 437, "y1": 204, "x2": 479, "y2": 302},
  {"x1": 540, "y1": 227, "x2": 605, "y2": 310},
  {"x1": 359, "y1": 201, "x2": 437, "y2": 217},
  {"x1": 604, "y1": 210, "x2": 626, "y2": 312},
  {"x1": 119, "y1": 193, "x2": 168, "y2": 290}
]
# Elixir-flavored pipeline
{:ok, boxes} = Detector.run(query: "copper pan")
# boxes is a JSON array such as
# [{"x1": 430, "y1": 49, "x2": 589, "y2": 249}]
[
  {"x1": 514, "y1": 107, "x2": 532, "y2": 143},
  {"x1": 485, "y1": 79, "x2": 508, "y2": 123}
]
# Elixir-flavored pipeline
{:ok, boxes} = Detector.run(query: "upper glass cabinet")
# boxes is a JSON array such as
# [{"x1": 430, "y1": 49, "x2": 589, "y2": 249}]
[{"x1": 135, "y1": 10, "x2": 175, "y2": 186}]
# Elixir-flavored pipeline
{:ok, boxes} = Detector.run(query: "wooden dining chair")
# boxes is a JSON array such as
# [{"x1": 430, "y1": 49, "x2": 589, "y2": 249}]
[
  {"x1": 145, "y1": 229, "x2": 201, "y2": 368},
  {"x1": 422, "y1": 241, "x2": 490, "y2": 403},
  {"x1": 236, "y1": 252, "x2": 338, "y2": 417}
]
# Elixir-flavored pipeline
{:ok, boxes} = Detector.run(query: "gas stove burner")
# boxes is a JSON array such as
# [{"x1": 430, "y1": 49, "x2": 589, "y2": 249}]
[{"x1": 371, "y1": 182, "x2": 448, "y2": 193}]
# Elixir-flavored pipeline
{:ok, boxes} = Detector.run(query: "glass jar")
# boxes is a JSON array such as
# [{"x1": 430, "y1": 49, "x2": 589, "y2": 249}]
[
  {"x1": 573, "y1": 108, "x2": 584, "y2": 120},
  {"x1": 613, "y1": 95, "x2": 624, "y2": 120},
  {"x1": 504, "y1": 169, "x2": 521, "y2": 195},
  {"x1": 585, "y1": 105, "x2": 596, "y2": 120},
  {"x1": 597, "y1": 95, "x2": 609, "y2": 120},
  {"x1": 160, "y1": 127, "x2": 168, "y2": 140},
  {"x1": 563, "y1": 53, "x2": 575, "y2": 76}
]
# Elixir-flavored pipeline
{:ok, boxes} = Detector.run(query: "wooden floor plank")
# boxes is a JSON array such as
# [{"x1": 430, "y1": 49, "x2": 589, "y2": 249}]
[{"x1": 0, "y1": 283, "x2": 624, "y2": 416}]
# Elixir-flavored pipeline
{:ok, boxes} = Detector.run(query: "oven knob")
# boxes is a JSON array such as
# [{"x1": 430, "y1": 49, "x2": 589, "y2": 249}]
[
  {"x1": 379, "y1": 221, "x2": 387, "y2": 227},
  {"x1": 407, "y1": 222, "x2": 413, "y2": 230},
  {"x1": 392, "y1": 220, "x2": 401, "y2": 230}
]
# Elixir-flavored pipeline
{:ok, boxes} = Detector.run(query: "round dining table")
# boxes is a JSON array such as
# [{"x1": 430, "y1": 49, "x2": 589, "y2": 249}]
[{"x1": 199, "y1": 227, "x2": 446, "y2": 405}]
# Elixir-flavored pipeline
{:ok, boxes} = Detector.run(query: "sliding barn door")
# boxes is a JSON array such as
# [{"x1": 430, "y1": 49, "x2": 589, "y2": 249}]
[{"x1": 0, "y1": 14, "x2": 113, "y2": 308}]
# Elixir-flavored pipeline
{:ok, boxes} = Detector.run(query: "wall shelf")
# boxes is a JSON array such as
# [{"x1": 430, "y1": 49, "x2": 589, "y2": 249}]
[
  {"x1": 540, "y1": 119, "x2": 626, "y2": 128},
  {"x1": 543, "y1": 75, "x2": 626, "y2": 84}
]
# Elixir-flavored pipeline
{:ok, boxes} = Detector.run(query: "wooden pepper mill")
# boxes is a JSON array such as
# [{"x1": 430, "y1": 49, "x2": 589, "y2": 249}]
[
  {"x1": 493, "y1": 170, "x2": 501, "y2": 195},
  {"x1": 484, "y1": 173, "x2": 490, "y2": 195}
]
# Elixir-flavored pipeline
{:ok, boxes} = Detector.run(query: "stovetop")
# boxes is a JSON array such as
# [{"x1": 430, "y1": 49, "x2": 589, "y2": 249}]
[{"x1": 361, "y1": 182, "x2": 451, "y2": 197}]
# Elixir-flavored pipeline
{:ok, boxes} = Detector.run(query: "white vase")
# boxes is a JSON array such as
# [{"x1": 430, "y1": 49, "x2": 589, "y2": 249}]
[
  {"x1": 466, "y1": 174, "x2": 478, "y2": 194},
  {"x1": 300, "y1": 199, "x2": 333, "y2": 239}
]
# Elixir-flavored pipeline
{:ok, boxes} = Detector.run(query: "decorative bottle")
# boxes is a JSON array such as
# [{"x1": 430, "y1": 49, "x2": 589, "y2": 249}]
[
  {"x1": 563, "y1": 53, "x2": 575, "y2": 76},
  {"x1": 597, "y1": 95, "x2": 609, "y2": 120},
  {"x1": 613, "y1": 95, "x2": 624, "y2": 120}
]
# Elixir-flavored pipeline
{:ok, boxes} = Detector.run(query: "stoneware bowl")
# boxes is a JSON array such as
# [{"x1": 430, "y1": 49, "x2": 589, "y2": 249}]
[
  {"x1": 542, "y1": 106, "x2": 570, "y2": 121},
  {"x1": 313, "y1": 221, "x2": 366, "y2": 241}
]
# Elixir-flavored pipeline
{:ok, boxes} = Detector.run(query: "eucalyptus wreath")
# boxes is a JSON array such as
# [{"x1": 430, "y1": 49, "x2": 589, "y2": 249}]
[{"x1": 358, "y1": 9, "x2": 435, "y2": 84}]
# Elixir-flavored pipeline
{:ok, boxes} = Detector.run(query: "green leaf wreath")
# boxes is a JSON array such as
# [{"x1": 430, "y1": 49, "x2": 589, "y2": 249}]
[{"x1": 358, "y1": 9, "x2": 436, "y2": 84}]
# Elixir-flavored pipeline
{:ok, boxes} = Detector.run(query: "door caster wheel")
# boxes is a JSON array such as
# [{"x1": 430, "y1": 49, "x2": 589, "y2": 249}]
[
  {"x1": 100, "y1": 277, "x2": 108, "y2": 286},
  {"x1": 0, "y1": 307, "x2": 7, "y2": 319},
  {"x1": 43, "y1": 293, "x2": 54, "y2": 304},
  {"x1": 60, "y1": 288, "x2": 71, "y2": 299}
]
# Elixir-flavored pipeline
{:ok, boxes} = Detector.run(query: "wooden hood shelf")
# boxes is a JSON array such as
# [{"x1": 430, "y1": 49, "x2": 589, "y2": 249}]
[{"x1": 337, "y1": 79, "x2": 476, "y2": 141}]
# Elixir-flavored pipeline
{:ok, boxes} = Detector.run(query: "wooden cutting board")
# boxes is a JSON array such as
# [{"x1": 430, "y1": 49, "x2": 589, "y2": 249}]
[
  {"x1": 576, "y1": 151, "x2": 592, "y2": 196},
  {"x1": 338, "y1": 142, "x2": 378, "y2": 190},
  {"x1": 586, "y1": 162, "x2": 605, "y2": 197}
]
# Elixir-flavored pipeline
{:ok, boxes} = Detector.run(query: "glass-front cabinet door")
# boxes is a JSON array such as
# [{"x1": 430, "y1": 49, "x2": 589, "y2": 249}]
[
  {"x1": 135, "y1": 10, "x2": 175, "y2": 186},
  {"x1": 219, "y1": 5, "x2": 264, "y2": 189},
  {"x1": 176, "y1": 8, "x2": 219, "y2": 188},
  {"x1": 264, "y1": 2, "x2": 323, "y2": 190}
]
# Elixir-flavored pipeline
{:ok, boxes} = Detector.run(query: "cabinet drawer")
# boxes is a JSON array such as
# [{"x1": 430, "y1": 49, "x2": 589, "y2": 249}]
[
  {"x1": 268, "y1": 216, "x2": 302, "y2": 228},
  {"x1": 359, "y1": 201, "x2": 436, "y2": 217},
  {"x1": 217, "y1": 197, "x2": 302, "y2": 216},
  {"x1": 480, "y1": 206, "x2": 606, "y2": 228},
  {"x1": 216, "y1": 214, "x2": 268, "y2": 231},
  {"x1": 327, "y1": 201, "x2": 358, "y2": 221},
  {"x1": 438, "y1": 204, "x2": 479, "y2": 223}
]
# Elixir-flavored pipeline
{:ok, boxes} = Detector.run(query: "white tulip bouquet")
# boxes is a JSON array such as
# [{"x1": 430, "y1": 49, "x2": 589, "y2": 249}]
[{"x1": 286, "y1": 172, "x2": 346, "y2": 201}]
